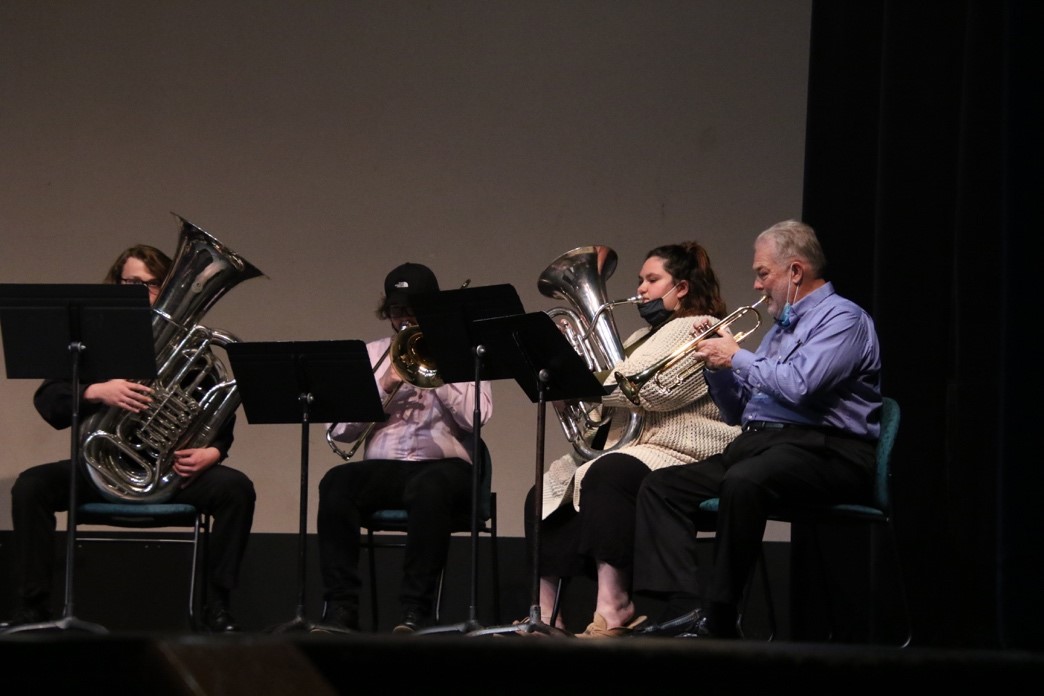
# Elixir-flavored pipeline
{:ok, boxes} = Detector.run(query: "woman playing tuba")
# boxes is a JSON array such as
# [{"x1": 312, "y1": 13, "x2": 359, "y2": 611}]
[{"x1": 522, "y1": 241, "x2": 741, "y2": 637}]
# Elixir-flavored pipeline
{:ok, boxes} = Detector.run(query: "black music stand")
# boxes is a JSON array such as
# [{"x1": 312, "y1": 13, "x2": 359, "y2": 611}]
[
  {"x1": 225, "y1": 339, "x2": 384, "y2": 633},
  {"x1": 407, "y1": 284, "x2": 524, "y2": 635},
  {"x1": 462, "y1": 312, "x2": 605, "y2": 638},
  {"x1": 0, "y1": 283, "x2": 155, "y2": 634}
]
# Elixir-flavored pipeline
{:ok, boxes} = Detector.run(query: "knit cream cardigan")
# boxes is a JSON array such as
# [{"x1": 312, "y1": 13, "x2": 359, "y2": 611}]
[{"x1": 542, "y1": 314, "x2": 740, "y2": 518}]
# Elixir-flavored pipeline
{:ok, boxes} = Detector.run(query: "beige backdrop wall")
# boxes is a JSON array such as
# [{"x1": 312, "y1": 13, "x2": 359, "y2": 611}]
[{"x1": 0, "y1": 0, "x2": 811, "y2": 538}]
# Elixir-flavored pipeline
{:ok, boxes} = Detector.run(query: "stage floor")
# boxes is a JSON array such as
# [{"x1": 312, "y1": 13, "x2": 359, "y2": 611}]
[{"x1": 4, "y1": 628, "x2": 1043, "y2": 694}]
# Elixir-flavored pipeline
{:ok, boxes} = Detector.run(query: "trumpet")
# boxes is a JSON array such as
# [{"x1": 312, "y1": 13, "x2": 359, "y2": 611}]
[
  {"x1": 615, "y1": 295, "x2": 768, "y2": 406},
  {"x1": 326, "y1": 321, "x2": 444, "y2": 461}
]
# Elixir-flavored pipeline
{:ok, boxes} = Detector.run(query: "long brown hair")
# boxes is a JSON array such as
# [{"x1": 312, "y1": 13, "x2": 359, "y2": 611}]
[
  {"x1": 103, "y1": 245, "x2": 172, "y2": 285},
  {"x1": 645, "y1": 241, "x2": 727, "y2": 318}
]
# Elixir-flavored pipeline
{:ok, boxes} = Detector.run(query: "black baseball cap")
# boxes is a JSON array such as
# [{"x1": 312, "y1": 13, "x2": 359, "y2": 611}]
[{"x1": 384, "y1": 262, "x2": 439, "y2": 306}]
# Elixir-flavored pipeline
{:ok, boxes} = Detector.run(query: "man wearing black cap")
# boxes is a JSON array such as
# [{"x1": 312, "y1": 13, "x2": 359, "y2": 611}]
[{"x1": 315, "y1": 262, "x2": 493, "y2": 633}]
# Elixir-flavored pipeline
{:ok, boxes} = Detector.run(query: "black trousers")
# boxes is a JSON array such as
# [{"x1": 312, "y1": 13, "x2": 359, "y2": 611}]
[
  {"x1": 316, "y1": 457, "x2": 472, "y2": 615},
  {"x1": 524, "y1": 453, "x2": 650, "y2": 579},
  {"x1": 634, "y1": 427, "x2": 874, "y2": 607},
  {"x1": 10, "y1": 459, "x2": 256, "y2": 608}
]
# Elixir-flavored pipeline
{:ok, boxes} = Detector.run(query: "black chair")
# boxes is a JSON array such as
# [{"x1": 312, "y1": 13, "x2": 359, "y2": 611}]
[
  {"x1": 359, "y1": 438, "x2": 500, "y2": 631},
  {"x1": 697, "y1": 396, "x2": 911, "y2": 645},
  {"x1": 75, "y1": 502, "x2": 210, "y2": 630}
]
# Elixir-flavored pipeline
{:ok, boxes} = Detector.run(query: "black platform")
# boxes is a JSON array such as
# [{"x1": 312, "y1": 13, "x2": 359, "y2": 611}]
[{"x1": 4, "y1": 630, "x2": 1043, "y2": 695}]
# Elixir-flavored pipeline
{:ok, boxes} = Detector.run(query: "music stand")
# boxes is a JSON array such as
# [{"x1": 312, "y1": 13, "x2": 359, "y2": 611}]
[
  {"x1": 0, "y1": 283, "x2": 155, "y2": 634},
  {"x1": 462, "y1": 312, "x2": 605, "y2": 638},
  {"x1": 407, "y1": 284, "x2": 524, "y2": 635},
  {"x1": 225, "y1": 339, "x2": 384, "y2": 633}
]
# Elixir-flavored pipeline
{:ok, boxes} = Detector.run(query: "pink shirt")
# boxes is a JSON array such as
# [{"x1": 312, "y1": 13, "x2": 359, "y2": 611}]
[{"x1": 327, "y1": 336, "x2": 493, "y2": 462}]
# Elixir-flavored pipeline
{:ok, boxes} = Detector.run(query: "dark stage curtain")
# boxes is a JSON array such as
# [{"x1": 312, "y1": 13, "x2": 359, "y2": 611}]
[{"x1": 798, "y1": 0, "x2": 1042, "y2": 649}]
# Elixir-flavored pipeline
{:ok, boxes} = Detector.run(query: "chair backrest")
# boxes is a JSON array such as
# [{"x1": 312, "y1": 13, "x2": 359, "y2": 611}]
[{"x1": 873, "y1": 397, "x2": 900, "y2": 513}]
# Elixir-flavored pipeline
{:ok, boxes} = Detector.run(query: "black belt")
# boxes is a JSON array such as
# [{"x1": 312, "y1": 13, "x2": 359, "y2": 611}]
[
  {"x1": 741, "y1": 420, "x2": 869, "y2": 442},
  {"x1": 742, "y1": 420, "x2": 794, "y2": 432}
]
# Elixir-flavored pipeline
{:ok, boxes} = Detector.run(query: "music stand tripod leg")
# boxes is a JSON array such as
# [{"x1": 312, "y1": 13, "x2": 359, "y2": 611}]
[
  {"x1": 269, "y1": 393, "x2": 316, "y2": 632},
  {"x1": 3, "y1": 343, "x2": 106, "y2": 635},
  {"x1": 469, "y1": 371, "x2": 556, "y2": 638}
]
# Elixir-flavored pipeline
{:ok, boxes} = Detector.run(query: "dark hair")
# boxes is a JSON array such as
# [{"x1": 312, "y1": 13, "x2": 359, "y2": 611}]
[
  {"x1": 103, "y1": 244, "x2": 172, "y2": 285},
  {"x1": 375, "y1": 294, "x2": 393, "y2": 320},
  {"x1": 645, "y1": 241, "x2": 727, "y2": 318}
]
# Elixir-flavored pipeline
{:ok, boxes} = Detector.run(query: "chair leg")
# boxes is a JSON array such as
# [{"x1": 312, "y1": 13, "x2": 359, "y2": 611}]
[
  {"x1": 188, "y1": 514, "x2": 201, "y2": 630},
  {"x1": 490, "y1": 527, "x2": 501, "y2": 624},
  {"x1": 367, "y1": 530, "x2": 379, "y2": 632},
  {"x1": 737, "y1": 546, "x2": 776, "y2": 641},
  {"x1": 193, "y1": 514, "x2": 211, "y2": 632},
  {"x1": 434, "y1": 567, "x2": 445, "y2": 623},
  {"x1": 550, "y1": 577, "x2": 567, "y2": 627},
  {"x1": 809, "y1": 524, "x2": 838, "y2": 641},
  {"x1": 873, "y1": 522, "x2": 913, "y2": 647}
]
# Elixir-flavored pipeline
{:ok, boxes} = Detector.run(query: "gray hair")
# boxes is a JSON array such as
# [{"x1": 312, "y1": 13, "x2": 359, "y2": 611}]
[{"x1": 756, "y1": 219, "x2": 827, "y2": 278}]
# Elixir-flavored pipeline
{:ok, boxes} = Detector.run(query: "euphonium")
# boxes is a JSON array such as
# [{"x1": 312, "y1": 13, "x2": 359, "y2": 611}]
[
  {"x1": 615, "y1": 295, "x2": 768, "y2": 405},
  {"x1": 81, "y1": 216, "x2": 264, "y2": 503},
  {"x1": 539, "y1": 245, "x2": 643, "y2": 460}
]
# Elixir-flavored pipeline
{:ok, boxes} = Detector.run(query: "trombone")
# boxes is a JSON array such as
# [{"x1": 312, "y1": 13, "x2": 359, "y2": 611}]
[
  {"x1": 615, "y1": 295, "x2": 768, "y2": 406},
  {"x1": 326, "y1": 278, "x2": 469, "y2": 461},
  {"x1": 326, "y1": 321, "x2": 444, "y2": 461}
]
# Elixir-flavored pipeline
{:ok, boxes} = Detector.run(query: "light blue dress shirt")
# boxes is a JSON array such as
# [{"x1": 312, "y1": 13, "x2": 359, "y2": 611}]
[{"x1": 704, "y1": 282, "x2": 882, "y2": 440}]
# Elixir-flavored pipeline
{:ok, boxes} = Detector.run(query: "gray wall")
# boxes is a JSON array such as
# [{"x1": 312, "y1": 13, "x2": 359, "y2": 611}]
[{"x1": 0, "y1": 0, "x2": 811, "y2": 538}]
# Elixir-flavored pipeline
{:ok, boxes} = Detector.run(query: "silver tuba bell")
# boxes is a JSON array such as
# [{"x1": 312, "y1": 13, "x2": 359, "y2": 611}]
[
  {"x1": 81, "y1": 215, "x2": 264, "y2": 503},
  {"x1": 539, "y1": 245, "x2": 643, "y2": 460}
]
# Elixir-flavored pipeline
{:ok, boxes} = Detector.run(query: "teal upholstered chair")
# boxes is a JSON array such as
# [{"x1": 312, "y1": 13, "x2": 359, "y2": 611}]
[
  {"x1": 359, "y1": 438, "x2": 500, "y2": 631},
  {"x1": 698, "y1": 396, "x2": 911, "y2": 646},
  {"x1": 76, "y1": 502, "x2": 210, "y2": 629}
]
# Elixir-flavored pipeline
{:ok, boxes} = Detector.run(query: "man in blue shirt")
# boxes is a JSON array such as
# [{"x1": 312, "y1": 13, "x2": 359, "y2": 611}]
[{"x1": 633, "y1": 219, "x2": 883, "y2": 638}]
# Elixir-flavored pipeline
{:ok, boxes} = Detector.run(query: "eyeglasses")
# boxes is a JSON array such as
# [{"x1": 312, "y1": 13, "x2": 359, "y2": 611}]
[{"x1": 119, "y1": 277, "x2": 162, "y2": 292}]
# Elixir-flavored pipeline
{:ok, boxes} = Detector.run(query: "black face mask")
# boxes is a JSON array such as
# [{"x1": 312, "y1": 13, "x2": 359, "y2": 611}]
[{"x1": 638, "y1": 297, "x2": 674, "y2": 327}]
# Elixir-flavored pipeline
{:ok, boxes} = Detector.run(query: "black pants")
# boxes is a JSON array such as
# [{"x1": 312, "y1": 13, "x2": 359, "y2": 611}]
[
  {"x1": 316, "y1": 457, "x2": 472, "y2": 615},
  {"x1": 634, "y1": 427, "x2": 874, "y2": 607},
  {"x1": 10, "y1": 459, "x2": 256, "y2": 609},
  {"x1": 524, "y1": 453, "x2": 650, "y2": 579}
]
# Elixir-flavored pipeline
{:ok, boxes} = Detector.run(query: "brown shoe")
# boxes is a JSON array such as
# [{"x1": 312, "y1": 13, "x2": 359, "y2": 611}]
[{"x1": 576, "y1": 612, "x2": 647, "y2": 639}]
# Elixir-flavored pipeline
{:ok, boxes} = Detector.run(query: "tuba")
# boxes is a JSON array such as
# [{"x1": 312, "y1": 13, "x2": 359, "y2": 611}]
[
  {"x1": 539, "y1": 246, "x2": 643, "y2": 460},
  {"x1": 81, "y1": 215, "x2": 264, "y2": 503}
]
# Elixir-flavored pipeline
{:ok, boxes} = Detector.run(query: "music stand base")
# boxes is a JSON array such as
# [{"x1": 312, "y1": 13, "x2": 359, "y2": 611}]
[
  {"x1": 466, "y1": 606, "x2": 564, "y2": 638},
  {"x1": 266, "y1": 610, "x2": 318, "y2": 634},
  {"x1": 1, "y1": 614, "x2": 108, "y2": 635},
  {"x1": 467, "y1": 620, "x2": 562, "y2": 638},
  {"x1": 413, "y1": 618, "x2": 485, "y2": 636}
]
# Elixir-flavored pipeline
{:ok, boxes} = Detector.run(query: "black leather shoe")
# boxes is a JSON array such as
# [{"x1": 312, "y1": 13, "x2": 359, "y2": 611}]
[
  {"x1": 204, "y1": 602, "x2": 239, "y2": 633},
  {"x1": 677, "y1": 615, "x2": 740, "y2": 639},
  {"x1": 635, "y1": 609, "x2": 704, "y2": 637},
  {"x1": 313, "y1": 602, "x2": 359, "y2": 634},
  {"x1": 393, "y1": 607, "x2": 430, "y2": 634}
]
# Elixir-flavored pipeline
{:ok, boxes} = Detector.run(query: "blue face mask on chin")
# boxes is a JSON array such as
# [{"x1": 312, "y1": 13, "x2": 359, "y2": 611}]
[{"x1": 776, "y1": 274, "x2": 798, "y2": 328}]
